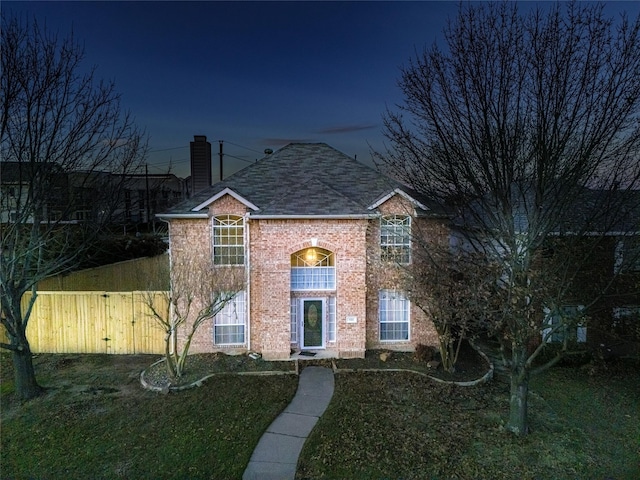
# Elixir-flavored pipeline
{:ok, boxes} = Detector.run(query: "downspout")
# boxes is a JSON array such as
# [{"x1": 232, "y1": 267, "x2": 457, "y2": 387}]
[
  {"x1": 245, "y1": 213, "x2": 251, "y2": 352},
  {"x1": 160, "y1": 217, "x2": 175, "y2": 355}
]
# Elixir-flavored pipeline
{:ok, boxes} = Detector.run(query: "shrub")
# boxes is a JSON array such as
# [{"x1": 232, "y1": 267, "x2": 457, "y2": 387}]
[{"x1": 414, "y1": 344, "x2": 438, "y2": 363}]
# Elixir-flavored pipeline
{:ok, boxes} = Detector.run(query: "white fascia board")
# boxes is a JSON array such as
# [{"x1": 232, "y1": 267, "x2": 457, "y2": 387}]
[
  {"x1": 247, "y1": 213, "x2": 378, "y2": 220},
  {"x1": 155, "y1": 213, "x2": 209, "y2": 219},
  {"x1": 191, "y1": 187, "x2": 259, "y2": 212},
  {"x1": 368, "y1": 188, "x2": 429, "y2": 212},
  {"x1": 548, "y1": 230, "x2": 640, "y2": 236}
]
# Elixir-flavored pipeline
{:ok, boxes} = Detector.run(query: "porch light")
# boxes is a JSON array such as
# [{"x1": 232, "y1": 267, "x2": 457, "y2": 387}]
[{"x1": 305, "y1": 248, "x2": 317, "y2": 264}]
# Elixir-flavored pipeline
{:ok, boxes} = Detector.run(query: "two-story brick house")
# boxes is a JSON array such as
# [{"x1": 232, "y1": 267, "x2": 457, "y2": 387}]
[{"x1": 157, "y1": 143, "x2": 447, "y2": 360}]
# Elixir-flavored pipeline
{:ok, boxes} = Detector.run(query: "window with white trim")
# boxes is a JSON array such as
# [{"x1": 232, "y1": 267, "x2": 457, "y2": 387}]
[
  {"x1": 379, "y1": 289, "x2": 410, "y2": 341},
  {"x1": 291, "y1": 248, "x2": 335, "y2": 291},
  {"x1": 612, "y1": 306, "x2": 640, "y2": 340},
  {"x1": 614, "y1": 237, "x2": 640, "y2": 273},
  {"x1": 381, "y1": 215, "x2": 411, "y2": 264},
  {"x1": 213, "y1": 291, "x2": 246, "y2": 345},
  {"x1": 542, "y1": 305, "x2": 586, "y2": 343},
  {"x1": 290, "y1": 298, "x2": 298, "y2": 344},
  {"x1": 213, "y1": 215, "x2": 245, "y2": 265},
  {"x1": 327, "y1": 296, "x2": 336, "y2": 342}
]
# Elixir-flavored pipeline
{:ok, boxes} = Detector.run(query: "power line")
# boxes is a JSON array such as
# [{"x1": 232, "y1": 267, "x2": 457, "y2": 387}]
[
  {"x1": 224, "y1": 140, "x2": 263, "y2": 154},
  {"x1": 225, "y1": 153, "x2": 255, "y2": 164},
  {"x1": 147, "y1": 158, "x2": 189, "y2": 167},
  {"x1": 149, "y1": 141, "x2": 263, "y2": 156},
  {"x1": 148, "y1": 145, "x2": 189, "y2": 153}
]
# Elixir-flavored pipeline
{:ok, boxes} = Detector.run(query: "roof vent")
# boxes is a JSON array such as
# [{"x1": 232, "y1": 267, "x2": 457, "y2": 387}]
[{"x1": 264, "y1": 148, "x2": 273, "y2": 155}]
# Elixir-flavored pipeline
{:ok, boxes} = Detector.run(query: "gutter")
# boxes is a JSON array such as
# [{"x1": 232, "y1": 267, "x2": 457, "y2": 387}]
[
  {"x1": 156, "y1": 213, "x2": 209, "y2": 219},
  {"x1": 247, "y1": 213, "x2": 379, "y2": 220},
  {"x1": 156, "y1": 213, "x2": 381, "y2": 220},
  {"x1": 245, "y1": 212, "x2": 251, "y2": 352},
  {"x1": 159, "y1": 216, "x2": 176, "y2": 355}
]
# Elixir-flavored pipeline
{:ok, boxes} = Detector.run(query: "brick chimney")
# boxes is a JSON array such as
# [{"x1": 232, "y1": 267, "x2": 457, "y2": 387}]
[{"x1": 190, "y1": 135, "x2": 212, "y2": 194}]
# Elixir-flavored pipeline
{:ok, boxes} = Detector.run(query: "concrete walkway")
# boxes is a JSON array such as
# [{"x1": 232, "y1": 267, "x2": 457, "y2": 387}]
[{"x1": 243, "y1": 366, "x2": 335, "y2": 480}]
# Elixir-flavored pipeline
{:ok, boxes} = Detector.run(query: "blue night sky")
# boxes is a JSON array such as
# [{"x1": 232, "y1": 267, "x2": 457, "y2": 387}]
[{"x1": 5, "y1": 1, "x2": 640, "y2": 180}]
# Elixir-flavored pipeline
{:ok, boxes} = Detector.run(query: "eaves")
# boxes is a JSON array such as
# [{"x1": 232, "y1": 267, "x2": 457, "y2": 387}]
[{"x1": 247, "y1": 213, "x2": 379, "y2": 220}]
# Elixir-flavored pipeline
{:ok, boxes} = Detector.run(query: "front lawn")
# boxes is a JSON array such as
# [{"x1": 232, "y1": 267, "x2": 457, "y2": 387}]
[
  {"x1": 2, "y1": 353, "x2": 638, "y2": 479},
  {"x1": 0, "y1": 354, "x2": 298, "y2": 480},
  {"x1": 297, "y1": 363, "x2": 640, "y2": 479}
]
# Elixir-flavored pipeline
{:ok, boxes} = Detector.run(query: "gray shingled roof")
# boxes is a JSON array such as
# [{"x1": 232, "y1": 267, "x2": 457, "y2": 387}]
[
  {"x1": 454, "y1": 181, "x2": 640, "y2": 234},
  {"x1": 159, "y1": 143, "x2": 443, "y2": 218}
]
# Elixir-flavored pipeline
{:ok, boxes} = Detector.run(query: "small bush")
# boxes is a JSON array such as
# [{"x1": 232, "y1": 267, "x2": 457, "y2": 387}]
[{"x1": 414, "y1": 344, "x2": 437, "y2": 363}]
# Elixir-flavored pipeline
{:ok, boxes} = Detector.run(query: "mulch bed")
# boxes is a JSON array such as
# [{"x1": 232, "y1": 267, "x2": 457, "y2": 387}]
[
  {"x1": 333, "y1": 340, "x2": 490, "y2": 383},
  {"x1": 142, "y1": 352, "x2": 296, "y2": 389},
  {"x1": 142, "y1": 340, "x2": 491, "y2": 390}
]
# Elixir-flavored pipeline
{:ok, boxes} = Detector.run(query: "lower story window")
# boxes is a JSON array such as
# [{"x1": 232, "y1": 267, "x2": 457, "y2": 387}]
[
  {"x1": 379, "y1": 289, "x2": 410, "y2": 341},
  {"x1": 543, "y1": 305, "x2": 586, "y2": 343},
  {"x1": 327, "y1": 296, "x2": 336, "y2": 343},
  {"x1": 612, "y1": 306, "x2": 640, "y2": 340},
  {"x1": 290, "y1": 299, "x2": 298, "y2": 344},
  {"x1": 214, "y1": 291, "x2": 246, "y2": 345}
]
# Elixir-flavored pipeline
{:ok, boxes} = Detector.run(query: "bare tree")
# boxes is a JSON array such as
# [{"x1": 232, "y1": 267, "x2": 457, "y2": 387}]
[
  {"x1": 0, "y1": 14, "x2": 147, "y2": 400},
  {"x1": 407, "y1": 243, "x2": 499, "y2": 373},
  {"x1": 143, "y1": 255, "x2": 245, "y2": 382},
  {"x1": 378, "y1": 2, "x2": 640, "y2": 435}
]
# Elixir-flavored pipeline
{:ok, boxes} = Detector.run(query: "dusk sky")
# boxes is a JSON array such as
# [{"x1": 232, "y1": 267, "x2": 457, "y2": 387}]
[{"x1": 5, "y1": 1, "x2": 640, "y2": 180}]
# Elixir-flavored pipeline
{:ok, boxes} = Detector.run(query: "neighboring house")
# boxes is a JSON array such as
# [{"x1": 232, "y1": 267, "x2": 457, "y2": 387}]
[
  {"x1": 452, "y1": 182, "x2": 640, "y2": 346},
  {"x1": 0, "y1": 161, "x2": 68, "y2": 223},
  {"x1": 1, "y1": 162, "x2": 187, "y2": 227},
  {"x1": 113, "y1": 172, "x2": 187, "y2": 227},
  {"x1": 541, "y1": 191, "x2": 640, "y2": 345},
  {"x1": 157, "y1": 143, "x2": 448, "y2": 360}
]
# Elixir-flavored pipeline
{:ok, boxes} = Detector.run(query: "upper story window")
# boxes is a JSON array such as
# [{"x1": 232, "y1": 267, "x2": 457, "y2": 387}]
[
  {"x1": 291, "y1": 247, "x2": 335, "y2": 290},
  {"x1": 213, "y1": 215, "x2": 245, "y2": 265},
  {"x1": 614, "y1": 237, "x2": 640, "y2": 274},
  {"x1": 380, "y1": 215, "x2": 411, "y2": 264}
]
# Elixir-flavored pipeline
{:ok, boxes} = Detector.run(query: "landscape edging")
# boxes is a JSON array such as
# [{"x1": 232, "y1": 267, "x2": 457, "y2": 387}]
[
  {"x1": 140, "y1": 347, "x2": 494, "y2": 392},
  {"x1": 139, "y1": 361, "x2": 298, "y2": 393}
]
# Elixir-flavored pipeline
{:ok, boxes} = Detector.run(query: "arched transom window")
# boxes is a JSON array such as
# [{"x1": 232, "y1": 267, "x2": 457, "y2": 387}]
[{"x1": 291, "y1": 247, "x2": 335, "y2": 290}]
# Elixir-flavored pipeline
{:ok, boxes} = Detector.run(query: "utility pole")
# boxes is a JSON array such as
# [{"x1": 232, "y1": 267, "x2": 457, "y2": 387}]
[
  {"x1": 219, "y1": 140, "x2": 224, "y2": 181},
  {"x1": 145, "y1": 163, "x2": 151, "y2": 229}
]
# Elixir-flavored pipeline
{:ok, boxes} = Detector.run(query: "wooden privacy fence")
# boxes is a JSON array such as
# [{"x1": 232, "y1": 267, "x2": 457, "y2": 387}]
[
  {"x1": 6, "y1": 291, "x2": 169, "y2": 354},
  {"x1": 36, "y1": 254, "x2": 169, "y2": 291}
]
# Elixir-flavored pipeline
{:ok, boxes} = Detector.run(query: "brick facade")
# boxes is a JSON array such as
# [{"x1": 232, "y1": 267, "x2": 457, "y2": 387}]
[{"x1": 168, "y1": 192, "x2": 443, "y2": 360}]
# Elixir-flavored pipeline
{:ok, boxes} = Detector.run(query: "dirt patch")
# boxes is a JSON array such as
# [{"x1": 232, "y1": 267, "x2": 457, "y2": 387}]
[{"x1": 1, "y1": 353, "x2": 159, "y2": 421}]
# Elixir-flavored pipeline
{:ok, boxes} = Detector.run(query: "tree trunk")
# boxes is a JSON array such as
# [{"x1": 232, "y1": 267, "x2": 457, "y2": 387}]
[
  {"x1": 2, "y1": 289, "x2": 43, "y2": 401},
  {"x1": 164, "y1": 332, "x2": 177, "y2": 380},
  {"x1": 12, "y1": 346, "x2": 43, "y2": 401},
  {"x1": 176, "y1": 335, "x2": 193, "y2": 378},
  {"x1": 507, "y1": 346, "x2": 530, "y2": 436}
]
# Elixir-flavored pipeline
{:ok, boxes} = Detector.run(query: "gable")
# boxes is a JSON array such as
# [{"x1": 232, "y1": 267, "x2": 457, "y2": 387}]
[
  {"x1": 369, "y1": 188, "x2": 429, "y2": 216},
  {"x1": 191, "y1": 187, "x2": 258, "y2": 213}
]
